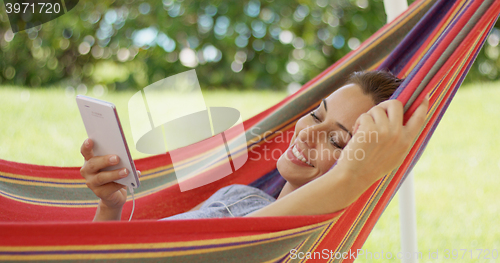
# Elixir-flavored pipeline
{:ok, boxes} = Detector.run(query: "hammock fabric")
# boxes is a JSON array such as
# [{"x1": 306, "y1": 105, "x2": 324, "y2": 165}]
[{"x1": 1, "y1": 0, "x2": 499, "y2": 261}]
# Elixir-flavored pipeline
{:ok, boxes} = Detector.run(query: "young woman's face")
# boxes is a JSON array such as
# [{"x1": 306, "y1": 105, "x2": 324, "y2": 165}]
[{"x1": 277, "y1": 83, "x2": 375, "y2": 186}]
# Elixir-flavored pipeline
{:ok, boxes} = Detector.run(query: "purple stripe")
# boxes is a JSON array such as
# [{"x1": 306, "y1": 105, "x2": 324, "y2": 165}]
[
  {"x1": 390, "y1": 0, "x2": 472, "y2": 100},
  {"x1": 250, "y1": 169, "x2": 286, "y2": 198},
  {"x1": 380, "y1": 0, "x2": 456, "y2": 75}
]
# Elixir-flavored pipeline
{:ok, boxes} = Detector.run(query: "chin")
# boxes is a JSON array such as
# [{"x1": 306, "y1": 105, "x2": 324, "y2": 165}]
[{"x1": 277, "y1": 154, "x2": 318, "y2": 186}]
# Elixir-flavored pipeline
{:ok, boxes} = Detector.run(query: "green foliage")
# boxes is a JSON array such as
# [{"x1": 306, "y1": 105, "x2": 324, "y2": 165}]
[
  {"x1": 0, "y1": 0, "x2": 389, "y2": 91},
  {"x1": 0, "y1": 0, "x2": 497, "y2": 90}
]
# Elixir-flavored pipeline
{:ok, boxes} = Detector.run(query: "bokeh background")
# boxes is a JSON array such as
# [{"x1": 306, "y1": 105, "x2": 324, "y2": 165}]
[
  {"x1": 2, "y1": 0, "x2": 500, "y2": 92},
  {"x1": 1, "y1": 0, "x2": 499, "y2": 262}
]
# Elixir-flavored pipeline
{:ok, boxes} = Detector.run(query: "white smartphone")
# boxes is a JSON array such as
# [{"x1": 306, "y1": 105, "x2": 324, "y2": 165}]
[{"x1": 76, "y1": 95, "x2": 140, "y2": 189}]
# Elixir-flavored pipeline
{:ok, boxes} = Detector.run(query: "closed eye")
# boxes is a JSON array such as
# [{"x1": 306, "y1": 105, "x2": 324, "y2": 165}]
[
  {"x1": 310, "y1": 111, "x2": 320, "y2": 122},
  {"x1": 310, "y1": 111, "x2": 345, "y2": 149},
  {"x1": 330, "y1": 133, "x2": 345, "y2": 149}
]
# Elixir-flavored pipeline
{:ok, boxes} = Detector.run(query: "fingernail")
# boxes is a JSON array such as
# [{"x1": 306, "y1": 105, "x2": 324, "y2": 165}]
[
  {"x1": 109, "y1": 156, "x2": 118, "y2": 164},
  {"x1": 119, "y1": 169, "x2": 128, "y2": 177},
  {"x1": 85, "y1": 139, "x2": 90, "y2": 147}
]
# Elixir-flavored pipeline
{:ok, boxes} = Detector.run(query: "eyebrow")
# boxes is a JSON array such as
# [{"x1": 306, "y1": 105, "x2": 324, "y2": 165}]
[
  {"x1": 322, "y1": 99, "x2": 327, "y2": 111},
  {"x1": 336, "y1": 122, "x2": 353, "y2": 138}
]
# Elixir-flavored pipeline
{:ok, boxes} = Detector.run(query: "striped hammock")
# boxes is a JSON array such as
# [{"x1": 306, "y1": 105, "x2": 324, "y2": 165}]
[{"x1": 1, "y1": 0, "x2": 499, "y2": 261}]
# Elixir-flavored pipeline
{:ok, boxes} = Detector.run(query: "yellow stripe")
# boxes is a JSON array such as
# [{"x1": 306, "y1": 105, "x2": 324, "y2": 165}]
[
  {"x1": 298, "y1": 215, "x2": 343, "y2": 263},
  {"x1": 0, "y1": 172, "x2": 84, "y2": 187},
  {"x1": 0, "y1": 190, "x2": 98, "y2": 206}
]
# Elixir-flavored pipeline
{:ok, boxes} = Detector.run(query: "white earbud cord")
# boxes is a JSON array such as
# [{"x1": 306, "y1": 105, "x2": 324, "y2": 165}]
[
  {"x1": 208, "y1": 194, "x2": 272, "y2": 217},
  {"x1": 128, "y1": 187, "x2": 135, "y2": 222}
]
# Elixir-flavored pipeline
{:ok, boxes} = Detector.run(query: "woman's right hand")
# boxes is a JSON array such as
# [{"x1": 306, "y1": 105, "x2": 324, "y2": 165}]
[{"x1": 80, "y1": 138, "x2": 129, "y2": 211}]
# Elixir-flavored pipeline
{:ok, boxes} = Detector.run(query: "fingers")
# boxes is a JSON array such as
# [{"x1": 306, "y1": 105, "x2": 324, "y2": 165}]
[
  {"x1": 82, "y1": 154, "x2": 120, "y2": 175},
  {"x1": 367, "y1": 106, "x2": 390, "y2": 129},
  {"x1": 353, "y1": 112, "x2": 374, "y2": 135},
  {"x1": 404, "y1": 94, "x2": 429, "y2": 138},
  {"x1": 354, "y1": 100, "x2": 397, "y2": 135},
  {"x1": 91, "y1": 168, "x2": 129, "y2": 187},
  {"x1": 80, "y1": 138, "x2": 94, "y2": 162},
  {"x1": 378, "y1": 100, "x2": 404, "y2": 127},
  {"x1": 351, "y1": 98, "x2": 423, "y2": 148},
  {"x1": 357, "y1": 100, "x2": 403, "y2": 130}
]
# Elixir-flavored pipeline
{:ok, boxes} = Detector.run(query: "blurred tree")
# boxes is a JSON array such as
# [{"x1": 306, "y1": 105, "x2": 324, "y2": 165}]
[{"x1": 0, "y1": 0, "x2": 496, "y2": 91}]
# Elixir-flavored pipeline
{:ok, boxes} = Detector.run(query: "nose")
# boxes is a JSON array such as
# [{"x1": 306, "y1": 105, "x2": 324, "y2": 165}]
[{"x1": 297, "y1": 124, "x2": 325, "y2": 149}]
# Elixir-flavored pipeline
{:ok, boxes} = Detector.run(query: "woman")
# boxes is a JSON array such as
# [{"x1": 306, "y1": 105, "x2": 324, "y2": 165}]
[{"x1": 80, "y1": 70, "x2": 429, "y2": 221}]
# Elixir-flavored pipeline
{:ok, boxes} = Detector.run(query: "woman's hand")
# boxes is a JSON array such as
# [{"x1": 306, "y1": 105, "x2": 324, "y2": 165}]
[
  {"x1": 336, "y1": 96, "x2": 429, "y2": 188},
  {"x1": 80, "y1": 138, "x2": 141, "y2": 220}
]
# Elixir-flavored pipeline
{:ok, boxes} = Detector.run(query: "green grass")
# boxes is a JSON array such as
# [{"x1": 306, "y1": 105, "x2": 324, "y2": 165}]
[{"x1": 1, "y1": 83, "x2": 499, "y2": 262}]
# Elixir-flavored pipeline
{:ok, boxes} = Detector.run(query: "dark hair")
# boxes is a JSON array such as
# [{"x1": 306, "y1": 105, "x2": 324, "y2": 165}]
[{"x1": 345, "y1": 70, "x2": 403, "y2": 105}]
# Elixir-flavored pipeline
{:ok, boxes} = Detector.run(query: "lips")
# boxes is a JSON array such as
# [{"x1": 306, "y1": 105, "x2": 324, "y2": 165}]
[{"x1": 286, "y1": 143, "x2": 314, "y2": 167}]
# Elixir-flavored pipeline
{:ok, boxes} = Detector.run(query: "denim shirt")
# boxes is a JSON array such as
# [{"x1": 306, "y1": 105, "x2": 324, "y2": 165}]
[{"x1": 160, "y1": 184, "x2": 276, "y2": 220}]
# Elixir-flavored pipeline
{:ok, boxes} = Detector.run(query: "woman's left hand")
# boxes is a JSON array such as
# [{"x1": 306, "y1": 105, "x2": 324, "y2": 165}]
[{"x1": 336, "y1": 96, "x2": 429, "y2": 187}]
